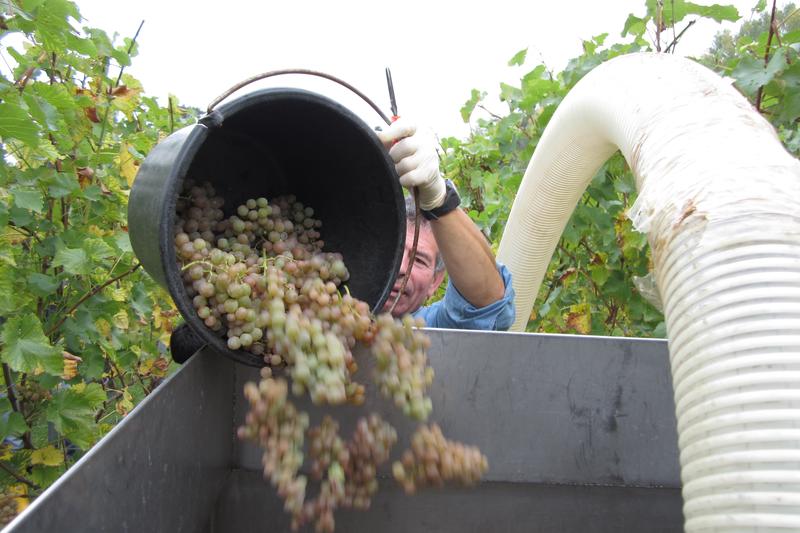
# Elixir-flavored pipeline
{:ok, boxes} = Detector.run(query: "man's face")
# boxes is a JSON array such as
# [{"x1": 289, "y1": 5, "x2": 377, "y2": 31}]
[{"x1": 384, "y1": 225, "x2": 445, "y2": 316}]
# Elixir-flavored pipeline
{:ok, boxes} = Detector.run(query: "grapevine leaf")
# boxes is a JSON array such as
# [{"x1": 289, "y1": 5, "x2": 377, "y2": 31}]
[
  {"x1": 35, "y1": 0, "x2": 80, "y2": 52},
  {"x1": 460, "y1": 89, "x2": 485, "y2": 123},
  {"x1": 65, "y1": 32, "x2": 97, "y2": 57},
  {"x1": 622, "y1": 14, "x2": 648, "y2": 37},
  {"x1": 646, "y1": 0, "x2": 739, "y2": 24},
  {"x1": 0, "y1": 266, "x2": 30, "y2": 314},
  {"x1": 0, "y1": 103, "x2": 39, "y2": 147},
  {"x1": 508, "y1": 48, "x2": 527, "y2": 66},
  {"x1": 10, "y1": 186, "x2": 44, "y2": 213},
  {"x1": 52, "y1": 247, "x2": 89, "y2": 276},
  {"x1": 0, "y1": 315, "x2": 61, "y2": 374},
  {"x1": 0, "y1": 412, "x2": 28, "y2": 441},
  {"x1": 83, "y1": 238, "x2": 115, "y2": 262},
  {"x1": 23, "y1": 93, "x2": 61, "y2": 132},
  {"x1": 0, "y1": 203, "x2": 9, "y2": 229},
  {"x1": 49, "y1": 173, "x2": 80, "y2": 198},
  {"x1": 26, "y1": 272, "x2": 60, "y2": 297},
  {"x1": 30, "y1": 445, "x2": 64, "y2": 467},
  {"x1": 46, "y1": 383, "x2": 105, "y2": 449},
  {"x1": 113, "y1": 231, "x2": 132, "y2": 253},
  {"x1": 732, "y1": 53, "x2": 787, "y2": 95}
]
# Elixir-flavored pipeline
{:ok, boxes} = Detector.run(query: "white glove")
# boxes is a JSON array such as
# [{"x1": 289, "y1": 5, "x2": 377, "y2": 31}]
[{"x1": 376, "y1": 118, "x2": 446, "y2": 211}]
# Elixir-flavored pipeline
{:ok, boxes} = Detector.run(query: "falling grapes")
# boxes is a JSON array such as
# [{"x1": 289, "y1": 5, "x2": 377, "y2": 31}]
[
  {"x1": 174, "y1": 181, "x2": 486, "y2": 532},
  {"x1": 392, "y1": 423, "x2": 488, "y2": 494}
]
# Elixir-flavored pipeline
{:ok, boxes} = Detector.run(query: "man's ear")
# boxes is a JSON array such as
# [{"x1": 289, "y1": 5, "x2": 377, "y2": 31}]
[{"x1": 428, "y1": 269, "x2": 446, "y2": 298}]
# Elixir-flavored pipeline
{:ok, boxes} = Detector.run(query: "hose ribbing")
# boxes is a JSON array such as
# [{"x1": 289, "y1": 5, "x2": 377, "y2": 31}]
[{"x1": 498, "y1": 53, "x2": 800, "y2": 531}]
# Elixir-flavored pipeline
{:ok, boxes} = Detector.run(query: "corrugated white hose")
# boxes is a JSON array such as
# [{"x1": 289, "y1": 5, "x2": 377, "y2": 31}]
[{"x1": 497, "y1": 52, "x2": 800, "y2": 531}]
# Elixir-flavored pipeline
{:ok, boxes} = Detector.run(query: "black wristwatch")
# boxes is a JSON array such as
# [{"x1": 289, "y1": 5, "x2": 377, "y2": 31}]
[{"x1": 421, "y1": 180, "x2": 461, "y2": 221}]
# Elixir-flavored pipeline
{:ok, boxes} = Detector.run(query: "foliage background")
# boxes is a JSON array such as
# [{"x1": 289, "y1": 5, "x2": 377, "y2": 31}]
[
  {"x1": 440, "y1": 0, "x2": 799, "y2": 338},
  {"x1": 0, "y1": 0, "x2": 796, "y2": 523}
]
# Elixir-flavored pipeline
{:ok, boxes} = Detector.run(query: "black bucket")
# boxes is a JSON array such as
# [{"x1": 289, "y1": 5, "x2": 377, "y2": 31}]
[{"x1": 128, "y1": 87, "x2": 406, "y2": 367}]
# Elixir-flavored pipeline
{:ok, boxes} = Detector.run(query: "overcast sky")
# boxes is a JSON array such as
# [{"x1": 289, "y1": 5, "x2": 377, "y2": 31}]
[{"x1": 72, "y1": 0, "x2": 760, "y2": 138}]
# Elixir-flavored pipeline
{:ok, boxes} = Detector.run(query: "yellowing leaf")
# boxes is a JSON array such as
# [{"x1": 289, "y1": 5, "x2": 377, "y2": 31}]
[
  {"x1": 8, "y1": 484, "x2": 27, "y2": 497},
  {"x1": 565, "y1": 304, "x2": 591, "y2": 335},
  {"x1": 0, "y1": 444, "x2": 13, "y2": 461},
  {"x1": 118, "y1": 142, "x2": 139, "y2": 187},
  {"x1": 109, "y1": 286, "x2": 127, "y2": 302},
  {"x1": 115, "y1": 389, "x2": 133, "y2": 416},
  {"x1": 87, "y1": 225, "x2": 113, "y2": 237},
  {"x1": 30, "y1": 445, "x2": 64, "y2": 467},
  {"x1": 62, "y1": 360, "x2": 78, "y2": 380},
  {"x1": 95, "y1": 318, "x2": 111, "y2": 338},
  {"x1": 112, "y1": 310, "x2": 129, "y2": 330},
  {"x1": 138, "y1": 358, "x2": 154, "y2": 376}
]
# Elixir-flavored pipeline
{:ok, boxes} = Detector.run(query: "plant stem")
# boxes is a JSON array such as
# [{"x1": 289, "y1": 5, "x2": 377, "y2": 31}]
[
  {"x1": 2, "y1": 364, "x2": 33, "y2": 450},
  {"x1": 168, "y1": 95, "x2": 175, "y2": 133},
  {"x1": 96, "y1": 20, "x2": 145, "y2": 154},
  {"x1": 755, "y1": 0, "x2": 779, "y2": 112},
  {"x1": 46, "y1": 263, "x2": 141, "y2": 337},
  {"x1": 664, "y1": 20, "x2": 696, "y2": 54},
  {"x1": 0, "y1": 462, "x2": 39, "y2": 490}
]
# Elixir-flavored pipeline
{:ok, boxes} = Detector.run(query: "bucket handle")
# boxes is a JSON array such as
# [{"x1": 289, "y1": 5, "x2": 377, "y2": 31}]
[{"x1": 206, "y1": 68, "x2": 392, "y2": 126}]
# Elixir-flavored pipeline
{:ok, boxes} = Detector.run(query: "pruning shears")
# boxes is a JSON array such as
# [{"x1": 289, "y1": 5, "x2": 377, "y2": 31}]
[{"x1": 385, "y1": 67, "x2": 399, "y2": 122}]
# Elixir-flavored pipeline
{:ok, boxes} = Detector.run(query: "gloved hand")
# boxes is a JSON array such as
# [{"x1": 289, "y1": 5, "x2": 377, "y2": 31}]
[{"x1": 376, "y1": 118, "x2": 446, "y2": 211}]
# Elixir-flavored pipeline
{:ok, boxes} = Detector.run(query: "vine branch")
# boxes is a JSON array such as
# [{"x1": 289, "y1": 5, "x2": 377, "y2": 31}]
[
  {"x1": 2, "y1": 364, "x2": 33, "y2": 450},
  {"x1": 755, "y1": 0, "x2": 779, "y2": 112},
  {"x1": 0, "y1": 461, "x2": 39, "y2": 490},
  {"x1": 46, "y1": 262, "x2": 141, "y2": 337}
]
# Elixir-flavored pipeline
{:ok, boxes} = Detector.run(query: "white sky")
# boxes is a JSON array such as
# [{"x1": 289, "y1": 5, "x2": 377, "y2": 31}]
[{"x1": 51, "y1": 1, "x2": 765, "y2": 137}]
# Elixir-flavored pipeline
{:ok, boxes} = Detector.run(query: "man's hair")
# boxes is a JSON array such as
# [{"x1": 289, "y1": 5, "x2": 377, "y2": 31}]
[{"x1": 404, "y1": 196, "x2": 446, "y2": 273}]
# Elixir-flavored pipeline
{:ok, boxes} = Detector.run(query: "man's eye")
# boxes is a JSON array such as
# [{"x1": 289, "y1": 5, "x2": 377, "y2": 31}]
[{"x1": 415, "y1": 257, "x2": 428, "y2": 267}]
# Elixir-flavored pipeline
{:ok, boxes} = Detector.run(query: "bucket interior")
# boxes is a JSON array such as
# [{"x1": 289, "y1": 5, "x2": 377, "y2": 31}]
[{"x1": 182, "y1": 88, "x2": 405, "y2": 318}]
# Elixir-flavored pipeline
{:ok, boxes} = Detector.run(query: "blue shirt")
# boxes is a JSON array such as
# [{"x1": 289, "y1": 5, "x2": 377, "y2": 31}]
[{"x1": 412, "y1": 263, "x2": 515, "y2": 331}]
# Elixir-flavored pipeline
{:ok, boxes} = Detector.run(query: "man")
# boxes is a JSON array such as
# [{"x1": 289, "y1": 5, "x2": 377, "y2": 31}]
[{"x1": 378, "y1": 119, "x2": 515, "y2": 331}]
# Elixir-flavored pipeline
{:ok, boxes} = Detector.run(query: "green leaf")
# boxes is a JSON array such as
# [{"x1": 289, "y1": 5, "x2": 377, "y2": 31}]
[
  {"x1": 66, "y1": 33, "x2": 98, "y2": 56},
  {"x1": 460, "y1": 89, "x2": 485, "y2": 123},
  {"x1": 35, "y1": 0, "x2": 80, "y2": 52},
  {"x1": 0, "y1": 315, "x2": 61, "y2": 375},
  {"x1": 622, "y1": 14, "x2": 648, "y2": 37},
  {"x1": 47, "y1": 383, "x2": 106, "y2": 449},
  {"x1": 732, "y1": 53, "x2": 787, "y2": 95},
  {"x1": 9, "y1": 207, "x2": 34, "y2": 227},
  {"x1": 0, "y1": 412, "x2": 29, "y2": 441},
  {"x1": 32, "y1": 83, "x2": 76, "y2": 115},
  {"x1": 508, "y1": 48, "x2": 528, "y2": 66},
  {"x1": 83, "y1": 238, "x2": 115, "y2": 262},
  {"x1": 0, "y1": 204, "x2": 9, "y2": 229},
  {"x1": 27, "y1": 272, "x2": 60, "y2": 297},
  {"x1": 113, "y1": 231, "x2": 132, "y2": 253},
  {"x1": 0, "y1": 102, "x2": 39, "y2": 147},
  {"x1": 10, "y1": 186, "x2": 44, "y2": 213},
  {"x1": 49, "y1": 173, "x2": 80, "y2": 198},
  {"x1": 30, "y1": 465, "x2": 63, "y2": 489},
  {"x1": 646, "y1": 0, "x2": 739, "y2": 25},
  {"x1": 24, "y1": 92, "x2": 61, "y2": 132},
  {"x1": 53, "y1": 247, "x2": 89, "y2": 276},
  {"x1": 0, "y1": 265, "x2": 30, "y2": 314}
]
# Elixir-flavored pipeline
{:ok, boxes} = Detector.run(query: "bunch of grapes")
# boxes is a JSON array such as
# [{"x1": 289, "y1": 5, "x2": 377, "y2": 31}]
[
  {"x1": 340, "y1": 413, "x2": 397, "y2": 510},
  {"x1": 392, "y1": 423, "x2": 489, "y2": 494},
  {"x1": 296, "y1": 413, "x2": 397, "y2": 532},
  {"x1": 371, "y1": 313, "x2": 434, "y2": 421},
  {"x1": 175, "y1": 181, "x2": 487, "y2": 532},
  {"x1": 238, "y1": 378, "x2": 309, "y2": 516},
  {"x1": 0, "y1": 492, "x2": 18, "y2": 527},
  {"x1": 175, "y1": 182, "x2": 371, "y2": 406}
]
